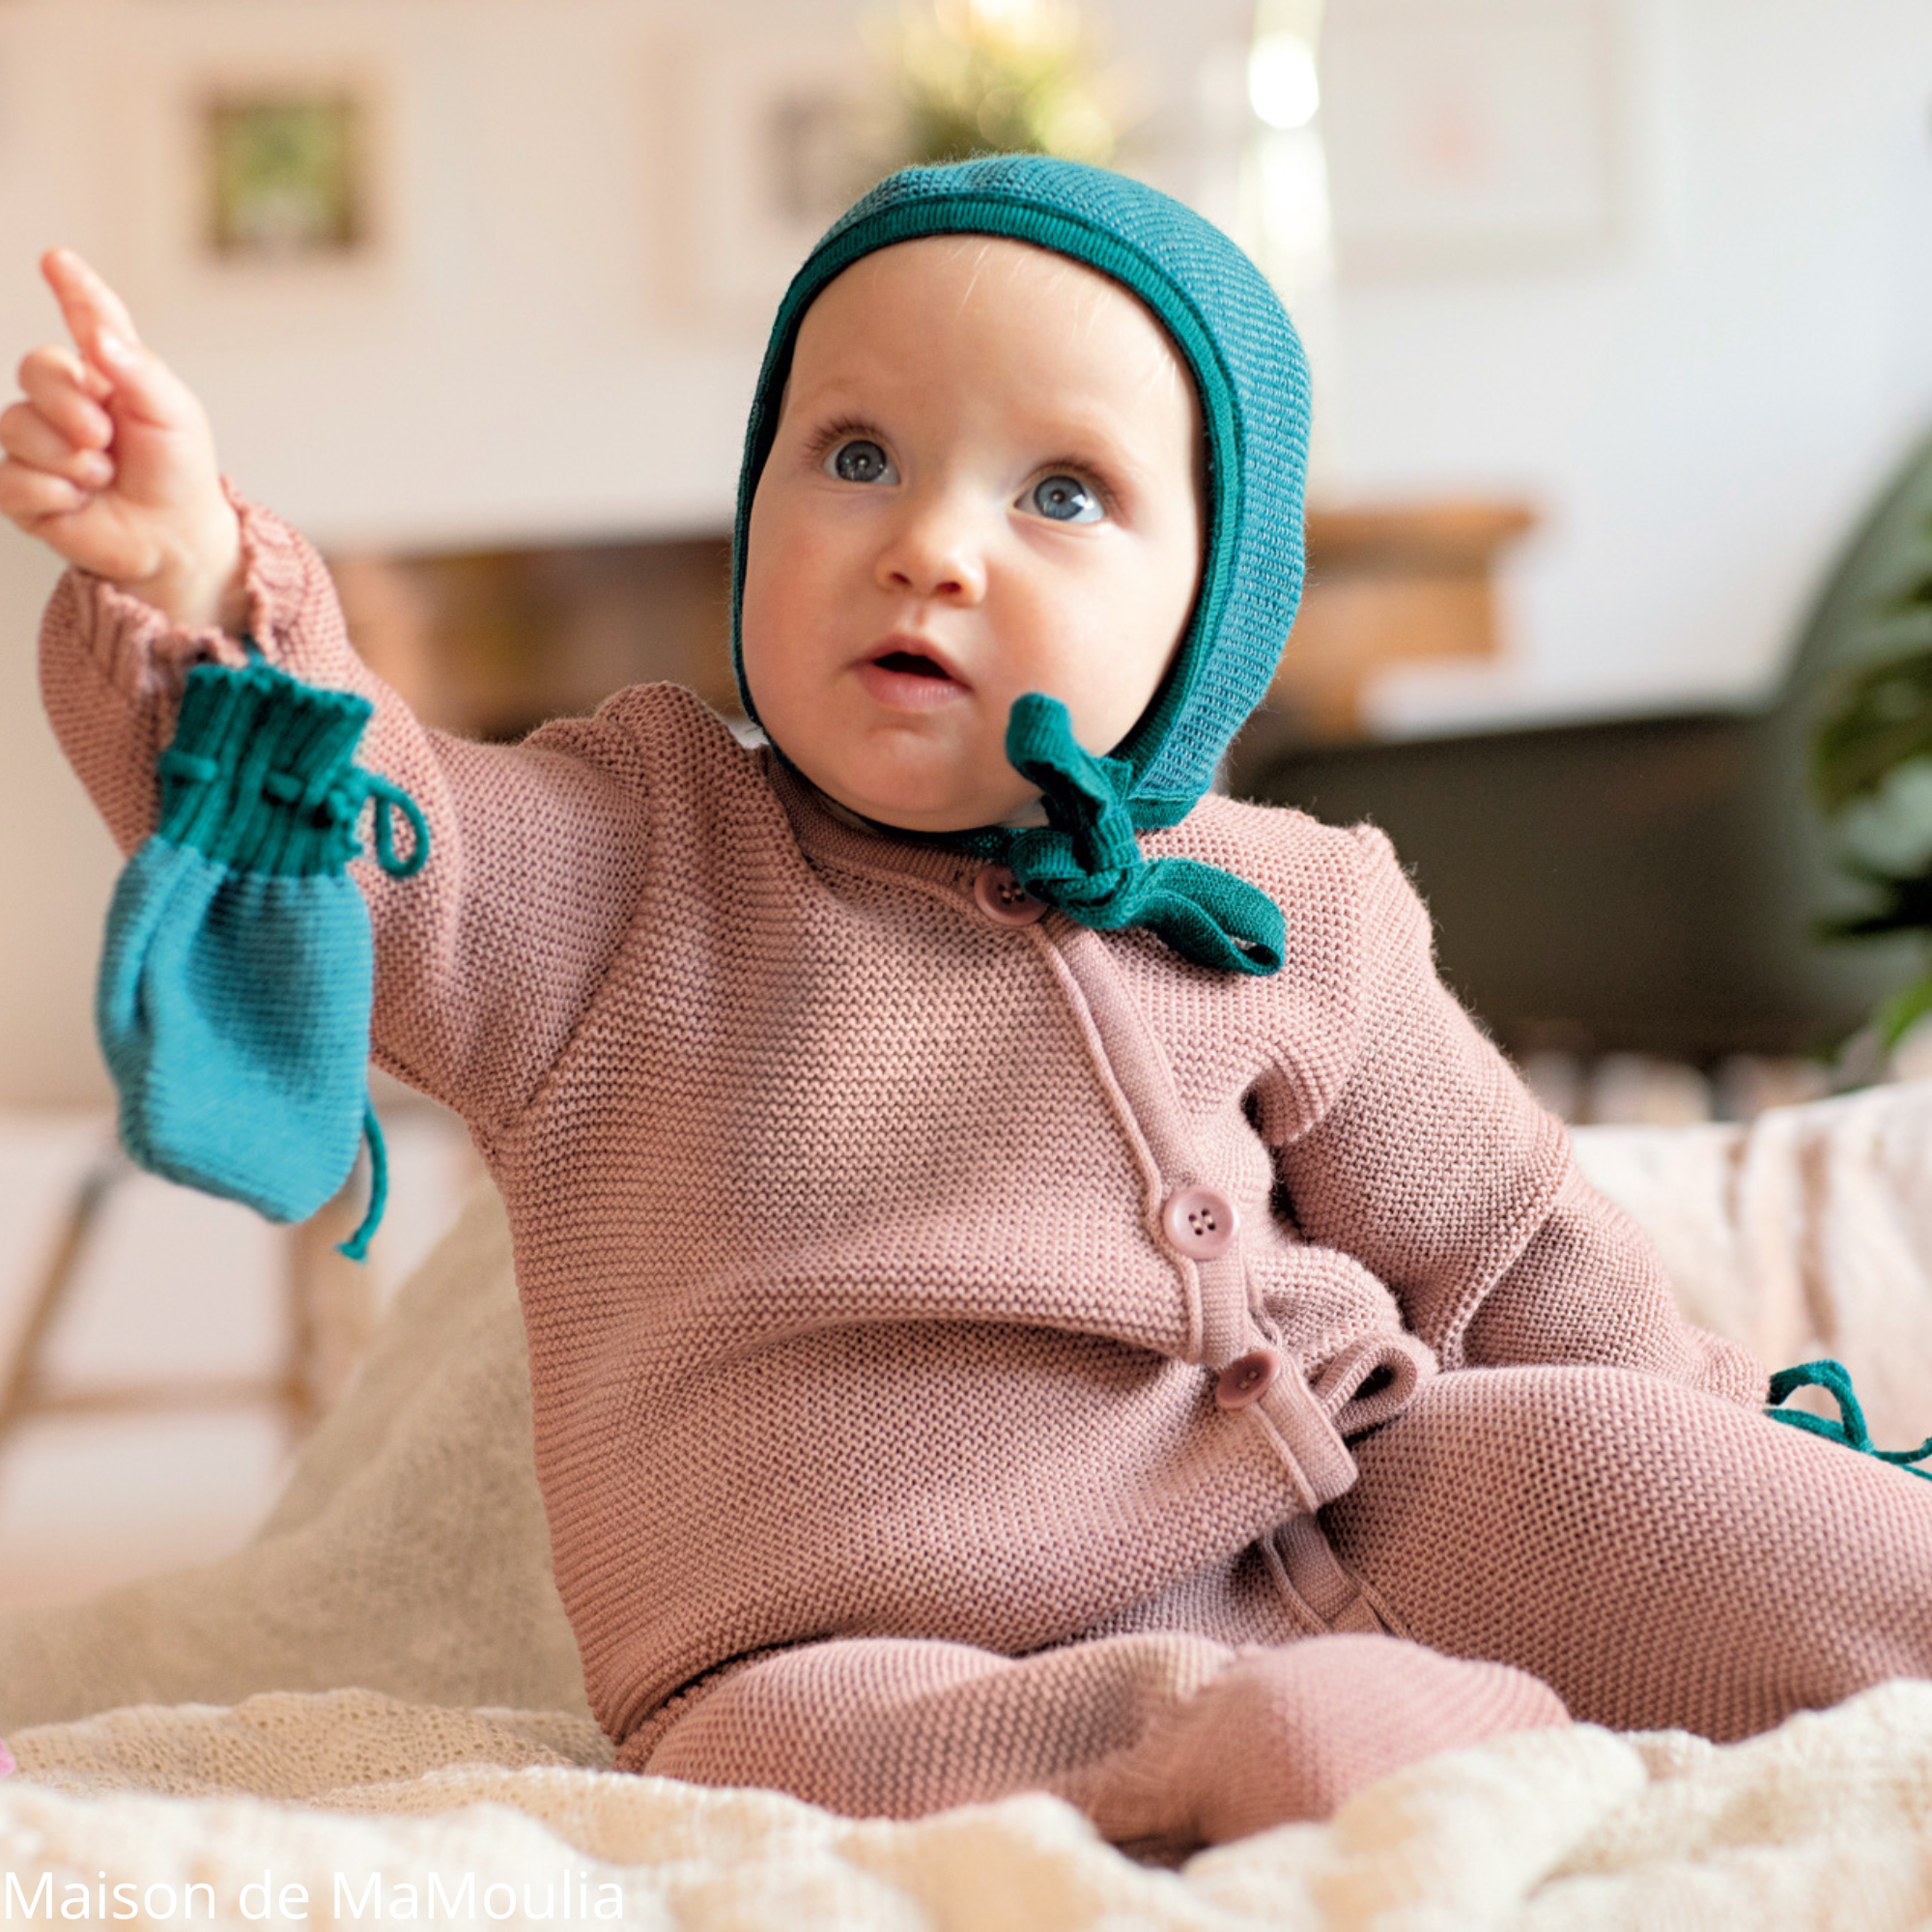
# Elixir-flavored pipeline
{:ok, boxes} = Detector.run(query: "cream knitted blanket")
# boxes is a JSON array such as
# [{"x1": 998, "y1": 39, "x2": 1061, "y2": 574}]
[{"x1": 5, "y1": 1081, "x2": 1932, "y2": 1928}]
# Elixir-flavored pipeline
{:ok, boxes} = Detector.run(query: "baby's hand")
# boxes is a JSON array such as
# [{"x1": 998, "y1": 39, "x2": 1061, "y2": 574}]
[{"x1": 0, "y1": 249, "x2": 242, "y2": 629}]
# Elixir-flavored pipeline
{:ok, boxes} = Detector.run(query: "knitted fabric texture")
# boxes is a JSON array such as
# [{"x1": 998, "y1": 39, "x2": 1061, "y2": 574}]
[
  {"x1": 642, "y1": 1631, "x2": 1568, "y2": 1850},
  {"x1": 95, "y1": 658, "x2": 428, "y2": 1258},
  {"x1": 640, "y1": 1354, "x2": 1932, "y2": 1831},
  {"x1": 34, "y1": 503, "x2": 1855, "y2": 1830},
  {"x1": 727, "y1": 156, "x2": 1311, "y2": 971}
]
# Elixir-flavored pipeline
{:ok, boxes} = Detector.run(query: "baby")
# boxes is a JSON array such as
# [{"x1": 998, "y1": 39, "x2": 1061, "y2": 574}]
[{"x1": 8, "y1": 157, "x2": 1932, "y2": 1854}]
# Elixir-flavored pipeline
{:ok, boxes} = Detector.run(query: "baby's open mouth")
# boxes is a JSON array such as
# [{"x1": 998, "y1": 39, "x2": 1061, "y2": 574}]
[
  {"x1": 872, "y1": 649, "x2": 953, "y2": 680},
  {"x1": 857, "y1": 640, "x2": 971, "y2": 710}
]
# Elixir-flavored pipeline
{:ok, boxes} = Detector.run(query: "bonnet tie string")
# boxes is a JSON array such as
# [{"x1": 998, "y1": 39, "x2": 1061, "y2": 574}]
[
  {"x1": 1765, "y1": 1359, "x2": 1932, "y2": 1480},
  {"x1": 996, "y1": 694, "x2": 1286, "y2": 977}
]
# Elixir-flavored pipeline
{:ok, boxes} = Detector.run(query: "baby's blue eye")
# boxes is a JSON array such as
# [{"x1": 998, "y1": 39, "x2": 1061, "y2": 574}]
[
  {"x1": 1027, "y1": 475, "x2": 1102, "y2": 524},
  {"x1": 828, "y1": 439, "x2": 896, "y2": 484}
]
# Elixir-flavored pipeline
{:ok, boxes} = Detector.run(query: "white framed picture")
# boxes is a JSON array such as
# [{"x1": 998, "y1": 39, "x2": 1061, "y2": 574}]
[
  {"x1": 642, "y1": 31, "x2": 895, "y2": 331},
  {"x1": 1319, "y1": 0, "x2": 1623, "y2": 276},
  {"x1": 104, "y1": 40, "x2": 398, "y2": 341}
]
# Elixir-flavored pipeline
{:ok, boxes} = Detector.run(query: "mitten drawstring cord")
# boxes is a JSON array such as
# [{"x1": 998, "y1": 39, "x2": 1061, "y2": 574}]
[
  {"x1": 355, "y1": 773, "x2": 431, "y2": 879},
  {"x1": 337, "y1": 1102, "x2": 390, "y2": 1264},
  {"x1": 160, "y1": 740, "x2": 429, "y2": 880}
]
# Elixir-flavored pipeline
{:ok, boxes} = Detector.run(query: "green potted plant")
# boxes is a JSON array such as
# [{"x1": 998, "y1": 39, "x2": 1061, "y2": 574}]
[
  {"x1": 888, "y1": 0, "x2": 1121, "y2": 167},
  {"x1": 1813, "y1": 529, "x2": 1932, "y2": 1045}
]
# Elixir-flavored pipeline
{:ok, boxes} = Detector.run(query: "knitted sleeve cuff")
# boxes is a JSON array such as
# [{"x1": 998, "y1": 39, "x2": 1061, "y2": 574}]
[{"x1": 66, "y1": 478, "x2": 314, "y2": 704}]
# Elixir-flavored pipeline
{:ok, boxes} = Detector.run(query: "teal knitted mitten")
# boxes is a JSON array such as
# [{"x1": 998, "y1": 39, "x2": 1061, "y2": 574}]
[
  {"x1": 1764, "y1": 1358, "x2": 1932, "y2": 1480},
  {"x1": 96, "y1": 659, "x2": 428, "y2": 1261}
]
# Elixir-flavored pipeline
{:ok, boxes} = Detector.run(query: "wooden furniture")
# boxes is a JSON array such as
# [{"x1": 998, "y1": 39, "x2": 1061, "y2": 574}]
[
  {"x1": 328, "y1": 540, "x2": 737, "y2": 742},
  {"x1": 0, "y1": 1149, "x2": 377, "y2": 1454},
  {"x1": 1257, "y1": 499, "x2": 1537, "y2": 746}
]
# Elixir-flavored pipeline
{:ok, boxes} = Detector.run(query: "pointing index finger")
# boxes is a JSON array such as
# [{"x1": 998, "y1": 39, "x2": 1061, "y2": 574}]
[{"x1": 40, "y1": 247, "x2": 142, "y2": 375}]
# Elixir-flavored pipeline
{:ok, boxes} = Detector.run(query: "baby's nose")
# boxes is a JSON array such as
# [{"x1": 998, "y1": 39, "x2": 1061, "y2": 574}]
[{"x1": 875, "y1": 496, "x2": 988, "y2": 602}]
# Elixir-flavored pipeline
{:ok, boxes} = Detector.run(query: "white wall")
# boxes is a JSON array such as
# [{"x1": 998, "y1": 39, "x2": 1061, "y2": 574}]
[
  {"x1": 1324, "y1": 0, "x2": 1932, "y2": 733},
  {"x1": 0, "y1": 542, "x2": 104, "y2": 1103}
]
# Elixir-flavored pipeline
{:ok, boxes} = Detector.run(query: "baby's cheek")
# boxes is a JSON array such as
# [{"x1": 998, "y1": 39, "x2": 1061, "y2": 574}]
[
  {"x1": 1061, "y1": 611, "x2": 1178, "y2": 753},
  {"x1": 739, "y1": 579, "x2": 816, "y2": 721}
]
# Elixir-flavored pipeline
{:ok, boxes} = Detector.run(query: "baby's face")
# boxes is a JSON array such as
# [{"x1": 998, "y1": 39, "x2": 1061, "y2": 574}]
[{"x1": 741, "y1": 236, "x2": 1204, "y2": 833}]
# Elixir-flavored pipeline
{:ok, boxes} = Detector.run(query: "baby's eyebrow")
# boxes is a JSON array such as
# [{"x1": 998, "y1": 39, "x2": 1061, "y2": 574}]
[
  {"x1": 778, "y1": 374, "x2": 880, "y2": 425},
  {"x1": 1030, "y1": 413, "x2": 1159, "y2": 479}
]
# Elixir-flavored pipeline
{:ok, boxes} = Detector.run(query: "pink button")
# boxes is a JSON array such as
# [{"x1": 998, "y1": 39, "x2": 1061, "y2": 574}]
[
  {"x1": 1160, "y1": 1184, "x2": 1238, "y2": 1258},
  {"x1": 974, "y1": 865, "x2": 1048, "y2": 926},
  {"x1": 1216, "y1": 1348, "x2": 1284, "y2": 1410}
]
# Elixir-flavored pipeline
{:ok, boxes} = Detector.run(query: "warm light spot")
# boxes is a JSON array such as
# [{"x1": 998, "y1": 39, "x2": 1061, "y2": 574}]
[{"x1": 1249, "y1": 32, "x2": 1321, "y2": 131}]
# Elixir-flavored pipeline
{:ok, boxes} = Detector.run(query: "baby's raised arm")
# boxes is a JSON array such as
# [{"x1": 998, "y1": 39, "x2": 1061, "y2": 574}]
[{"x1": 7, "y1": 253, "x2": 657, "y2": 1140}]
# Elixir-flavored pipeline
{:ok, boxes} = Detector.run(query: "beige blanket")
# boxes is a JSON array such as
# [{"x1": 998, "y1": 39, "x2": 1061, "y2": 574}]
[{"x1": 5, "y1": 1081, "x2": 1932, "y2": 1927}]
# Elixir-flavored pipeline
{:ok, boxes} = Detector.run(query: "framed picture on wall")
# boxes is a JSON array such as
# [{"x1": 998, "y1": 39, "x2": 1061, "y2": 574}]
[
  {"x1": 643, "y1": 32, "x2": 896, "y2": 330},
  {"x1": 106, "y1": 46, "x2": 397, "y2": 342},
  {"x1": 200, "y1": 89, "x2": 372, "y2": 262},
  {"x1": 1320, "y1": 0, "x2": 1624, "y2": 276}
]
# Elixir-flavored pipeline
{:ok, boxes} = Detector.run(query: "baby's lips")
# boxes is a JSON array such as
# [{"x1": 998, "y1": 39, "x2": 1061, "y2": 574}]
[
  {"x1": 866, "y1": 633, "x2": 973, "y2": 689},
  {"x1": 856, "y1": 653, "x2": 973, "y2": 712}
]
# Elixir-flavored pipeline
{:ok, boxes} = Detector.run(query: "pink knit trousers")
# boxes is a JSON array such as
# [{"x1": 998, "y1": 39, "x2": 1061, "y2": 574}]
[
  {"x1": 1329, "y1": 1363, "x2": 1932, "y2": 1741},
  {"x1": 636, "y1": 1365, "x2": 1932, "y2": 1846}
]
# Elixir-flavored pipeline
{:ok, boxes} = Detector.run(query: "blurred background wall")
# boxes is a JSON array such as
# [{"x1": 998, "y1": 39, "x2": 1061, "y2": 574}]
[
  {"x1": 1327, "y1": 0, "x2": 1932, "y2": 736},
  {"x1": 2, "y1": 0, "x2": 1931, "y2": 1102}
]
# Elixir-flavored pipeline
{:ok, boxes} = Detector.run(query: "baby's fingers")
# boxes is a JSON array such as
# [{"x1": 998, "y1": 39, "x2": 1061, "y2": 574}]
[
  {"x1": 17, "y1": 345, "x2": 113, "y2": 449},
  {"x1": 0, "y1": 400, "x2": 113, "y2": 489},
  {"x1": 88, "y1": 327, "x2": 204, "y2": 433},
  {"x1": 0, "y1": 456, "x2": 90, "y2": 531},
  {"x1": 38, "y1": 250, "x2": 201, "y2": 435}
]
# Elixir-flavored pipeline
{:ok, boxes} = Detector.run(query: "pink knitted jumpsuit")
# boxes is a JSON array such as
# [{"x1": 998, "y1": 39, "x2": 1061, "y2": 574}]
[{"x1": 41, "y1": 496, "x2": 1932, "y2": 1854}]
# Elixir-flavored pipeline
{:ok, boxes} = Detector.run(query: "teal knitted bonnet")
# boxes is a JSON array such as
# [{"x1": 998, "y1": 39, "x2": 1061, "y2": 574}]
[{"x1": 729, "y1": 156, "x2": 1311, "y2": 975}]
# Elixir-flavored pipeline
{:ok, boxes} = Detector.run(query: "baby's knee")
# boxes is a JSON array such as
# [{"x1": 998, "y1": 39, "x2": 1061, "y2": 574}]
[{"x1": 1343, "y1": 1361, "x2": 1766, "y2": 1517}]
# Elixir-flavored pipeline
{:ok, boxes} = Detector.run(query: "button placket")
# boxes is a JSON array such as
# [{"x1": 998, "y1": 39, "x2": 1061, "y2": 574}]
[
  {"x1": 1037, "y1": 926, "x2": 1260, "y2": 1373},
  {"x1": 1155, "y1": 1181, "x2": 1251, "y2": 1368},
  {"x1": 1251, "y1": 1367, "x2": 1357, "y2": 1509}
]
